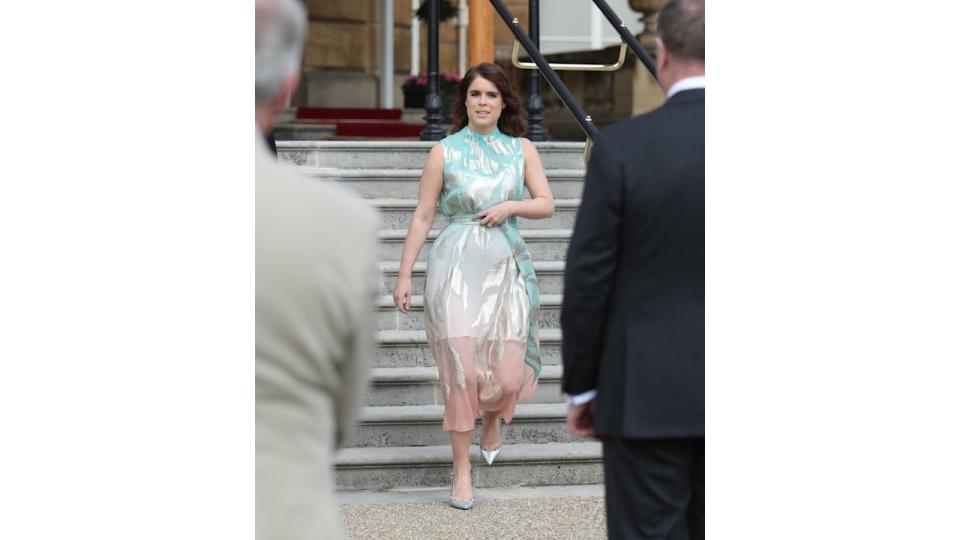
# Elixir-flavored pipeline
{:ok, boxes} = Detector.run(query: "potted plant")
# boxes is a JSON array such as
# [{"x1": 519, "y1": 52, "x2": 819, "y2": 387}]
[
  {"x1": 414, "y1": 0, "x2": 459, "y2": 22},
  {"x1": 402, "y1": 74, "x2": 428, "y2": 109},
  {"x1": 403, "y1": 72, "x2": 461, "y2": 119}
]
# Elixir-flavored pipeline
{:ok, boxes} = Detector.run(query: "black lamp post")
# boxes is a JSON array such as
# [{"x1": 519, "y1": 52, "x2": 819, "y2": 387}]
[
  {"x1": 420, "y1": 0, "x2": 445, "y2": 141},
  {"x1": 525, "y1": 0, "x2": 547, "y2": 141}
]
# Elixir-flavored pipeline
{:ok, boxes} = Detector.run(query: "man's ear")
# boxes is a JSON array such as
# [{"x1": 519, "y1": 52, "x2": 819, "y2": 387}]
[
  {"x1": 655, "y1": 36, "x2": 669, "y2": 76},
  {"x1": 270, "y1": 72, "x2": 301, "y2": 114}
]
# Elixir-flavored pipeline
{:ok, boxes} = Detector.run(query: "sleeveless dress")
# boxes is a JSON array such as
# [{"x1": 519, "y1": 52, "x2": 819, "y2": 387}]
[{"x1": 424, "y1": 126, "x2": 542, "y2": 433}]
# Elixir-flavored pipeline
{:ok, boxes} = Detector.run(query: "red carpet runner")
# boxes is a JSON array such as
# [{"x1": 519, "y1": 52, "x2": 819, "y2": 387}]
[{"x1": 295, "y1": 108, "x2": 424, "y2": 138}]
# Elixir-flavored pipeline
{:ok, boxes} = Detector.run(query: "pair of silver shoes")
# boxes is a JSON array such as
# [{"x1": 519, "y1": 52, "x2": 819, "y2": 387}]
[{"x1": 448, "y1": 418, "x2": 503, "y2": 509}]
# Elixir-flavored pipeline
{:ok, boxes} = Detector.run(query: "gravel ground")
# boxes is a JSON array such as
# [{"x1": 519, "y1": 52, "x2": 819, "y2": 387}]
[{"x1": 341, "y1": 496, "x2": 606, "y2": 539}]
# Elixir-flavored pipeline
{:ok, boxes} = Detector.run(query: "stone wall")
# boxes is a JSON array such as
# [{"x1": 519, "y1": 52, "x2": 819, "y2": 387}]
[{"x1": 301, "y1": 0, "x2": 534, "y2": 73}]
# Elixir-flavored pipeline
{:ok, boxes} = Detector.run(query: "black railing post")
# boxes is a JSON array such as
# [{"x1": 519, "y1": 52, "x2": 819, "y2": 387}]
[
  {"x1": 524, "y1": 0, "x2": 547, "y2": 141},
  {"x1": 420, "y1": 0, "x2": 445, "y2": 141}
]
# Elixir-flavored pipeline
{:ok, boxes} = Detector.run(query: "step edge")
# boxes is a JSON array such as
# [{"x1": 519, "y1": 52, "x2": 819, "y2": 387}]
[
  {"x1": 368, "y1": 198, "x2": 581, "y2": 208},
  {"x1": 378, "y1": 228, "x2": 573, "y2": 240},
  {"x1": 369, "y1": 364, "x2": 563, "y2": 383},
  {"x1": 377, "y1": 328, "x2": 562, "y2": 344},
  {"x1": 336, "y1": 441, "x2": 602, "y2": 467},
  {"x1": 358, "y1": 402, "x2": 567, "y2": 423},
  {"x1": 375, "y1": 293, "x2": 563, "y2": 309},
  {"x1": 301, "y1": 168, "x2": 586, "y2": 178},
  {"x1": 278, "y1": 141, "x2": 586, "y2": 150},
  {"x1": 379, "y1": 261, "x2": 565, "y2": 272}
]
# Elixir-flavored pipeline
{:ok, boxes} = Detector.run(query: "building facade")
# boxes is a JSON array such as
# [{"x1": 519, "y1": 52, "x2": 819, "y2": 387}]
[{"x1": 292, "y1": 0, "x2": 669, "y2": 139}]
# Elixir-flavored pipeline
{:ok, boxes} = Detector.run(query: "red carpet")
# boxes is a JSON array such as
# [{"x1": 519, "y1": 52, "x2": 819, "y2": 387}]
[
  {"x1": 296, "y1": 107, "x2": 403, "y2": 121},
  {"x1": 294, "y1": 107, "x2": 424, "y2": 138},
  {"x1": 335, "y1": 122, "x2": 424, "y2": 138}
]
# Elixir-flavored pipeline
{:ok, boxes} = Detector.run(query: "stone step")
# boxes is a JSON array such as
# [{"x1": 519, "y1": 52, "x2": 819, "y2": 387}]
[
  {"x1": 376, "y1": 293, "x2": 563, "y2": 331},
  {"x1": 302, "y1": 167, "x2": 586, "y2": 199},
  {"x1": 278, "y1": 140, "x2": 588, "y2": 170},
  {"x1": 376, "y1": 328, "x2": 563, "y2": 368},
  {"x1": 365, "y1": 365, "x2": 564, "y2": 407},
  {"x1": 378, "y1": 228, "x2": 572, "y2": 262},
  {"x1": 369, "y1": 198, "x2": 580, "y2": 230},
  {"x1": 335, "y1": 441, "x2": 602, "y2": 491},
  {"x1": 378, "y1": 260, "x2": 565, "y2": 295},
  {"x1": 337, "y1": 483, "x2": 605, "y2": 505},
  {"x1": 270, "y1": 121, "x2": 336, "y2": 141},
  {"x1": 347, "y1": 402, "x2": 574, "y2": 448}
]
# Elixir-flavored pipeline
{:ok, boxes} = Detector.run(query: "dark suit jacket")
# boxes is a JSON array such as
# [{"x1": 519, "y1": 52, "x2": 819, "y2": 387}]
[{"x1": 561, "y1": 88, "x2": 704, "y2": 439}]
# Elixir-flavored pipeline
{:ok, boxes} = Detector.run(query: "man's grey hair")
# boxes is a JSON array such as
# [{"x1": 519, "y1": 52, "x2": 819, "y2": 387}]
[
  {"x1": 657, "y1": 0, "x2": 705, "y2": 62},
  {"x1": 256, "y1": 0, "x2": 307, "y2": 105}
]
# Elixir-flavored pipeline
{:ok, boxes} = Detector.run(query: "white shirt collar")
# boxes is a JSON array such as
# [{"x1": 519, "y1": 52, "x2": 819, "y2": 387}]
[{"x1": 666, "y1": 76, "x2": 705, "y2": 99}]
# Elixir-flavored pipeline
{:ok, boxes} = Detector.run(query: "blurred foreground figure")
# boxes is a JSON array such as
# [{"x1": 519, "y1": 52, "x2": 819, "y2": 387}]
[
  {"x1": 561, "y1": 0, "x2": 705, "y2": 538},
  {"x1": 255, "y1": 1, "x2": 378, "y2": 539}
]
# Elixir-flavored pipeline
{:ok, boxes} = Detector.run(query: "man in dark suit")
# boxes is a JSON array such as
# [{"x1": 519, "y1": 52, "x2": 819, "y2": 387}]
[{"x1": 560, "y1": 0, "x2": 705, "y2": 538}]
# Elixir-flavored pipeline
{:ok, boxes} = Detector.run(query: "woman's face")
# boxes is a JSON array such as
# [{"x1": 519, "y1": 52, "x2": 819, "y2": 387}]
[{"x1": 465, "y1": 76, "x2": 504, "y2": 133}]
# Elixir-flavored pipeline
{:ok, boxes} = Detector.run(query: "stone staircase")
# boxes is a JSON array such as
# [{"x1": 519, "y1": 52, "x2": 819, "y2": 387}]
[{"x1": 277, "y1": 140, "x2": 602, "y2": 494}]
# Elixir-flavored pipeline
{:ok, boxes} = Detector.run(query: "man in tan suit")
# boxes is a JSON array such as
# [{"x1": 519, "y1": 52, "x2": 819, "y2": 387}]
[{"x1": 256, "y1": 1, "x2": 379, "y2": 538}]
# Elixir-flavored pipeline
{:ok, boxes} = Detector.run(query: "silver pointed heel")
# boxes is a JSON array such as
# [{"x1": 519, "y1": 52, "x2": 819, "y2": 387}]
[
  {"x1": 480, "y1": 446, "x2": 501, "y2": 466},
  {"x1": 480, "y1": 415, "x2": 502, "y2": 466},
  {"x1": 448, "y1": 472, "x2": 475, "y2": 510},
  {"x1": 449, "y1": 496, "x2": 475, "y2": 510}
]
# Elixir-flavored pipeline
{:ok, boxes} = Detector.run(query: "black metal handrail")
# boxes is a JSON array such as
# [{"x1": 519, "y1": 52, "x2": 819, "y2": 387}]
[
  {"x1": 420, "y1": 0, "x2": 660, "y2": 143},
  {"x1": 591, "y1": 0, "x2": 657, "y2": 78},
  {"x1": 488, "y1": 0, "x2": 599, "y2": 141},
  {"x1": 493, "y1": 0, "x2": 659, "y2": 142}
]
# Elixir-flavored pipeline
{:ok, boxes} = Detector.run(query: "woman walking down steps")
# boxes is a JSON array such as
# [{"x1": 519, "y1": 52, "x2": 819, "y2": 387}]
[{"x1": 393, "y1": 63, "x2": 555, "y2": 510}]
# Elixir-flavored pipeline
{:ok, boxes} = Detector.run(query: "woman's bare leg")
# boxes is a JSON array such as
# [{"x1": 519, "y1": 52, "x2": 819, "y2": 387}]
[
  {"x1": 480, "y1": 411, "x2": 501, "y2": 450},
  {"x1": 450, "y1": 429, "x2": 474, "y2": 500}
]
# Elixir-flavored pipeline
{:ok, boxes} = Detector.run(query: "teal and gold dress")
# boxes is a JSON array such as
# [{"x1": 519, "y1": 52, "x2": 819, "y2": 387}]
[{"x1": 424, "y1": 126, "x2": 542, "y2": 433}]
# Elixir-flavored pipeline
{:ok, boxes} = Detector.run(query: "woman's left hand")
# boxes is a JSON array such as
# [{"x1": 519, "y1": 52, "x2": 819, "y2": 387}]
[{"x1": 475, "y1": 202, "x2": 515, "y2": 227}]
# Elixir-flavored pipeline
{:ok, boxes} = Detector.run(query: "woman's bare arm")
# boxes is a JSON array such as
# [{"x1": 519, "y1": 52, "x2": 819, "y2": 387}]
[{"x1": 394, "y1": 143, "x2": 444, "y2": 312}]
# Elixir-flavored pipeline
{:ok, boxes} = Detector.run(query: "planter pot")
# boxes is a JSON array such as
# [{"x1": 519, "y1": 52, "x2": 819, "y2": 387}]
[
  {"x1": 403, "y1": 87, "x2": 426, "y2": 109},
  {"x1": 404, "y1": 88, "x2": 457, "y2": 122}
]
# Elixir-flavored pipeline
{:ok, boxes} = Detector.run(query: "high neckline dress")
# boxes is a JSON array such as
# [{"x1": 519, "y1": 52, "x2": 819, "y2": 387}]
[{"x1": 424, "y1": 126, "x2": 542, "y2": 433}]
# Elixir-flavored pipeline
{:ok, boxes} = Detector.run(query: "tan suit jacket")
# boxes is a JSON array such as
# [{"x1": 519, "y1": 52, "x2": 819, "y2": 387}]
[{"x1": 255, "y1": 134, "x2": 378, "y2": 540}]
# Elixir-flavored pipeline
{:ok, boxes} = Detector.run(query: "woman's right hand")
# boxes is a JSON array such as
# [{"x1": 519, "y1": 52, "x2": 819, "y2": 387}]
[{"x1": 393, "y1": 276, "x2": 413, "y2": 314}]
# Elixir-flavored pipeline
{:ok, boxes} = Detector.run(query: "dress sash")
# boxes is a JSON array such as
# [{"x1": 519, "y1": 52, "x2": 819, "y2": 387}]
[{"x1": 502, "y1": 216, "x2": 541, "y2": 379}]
